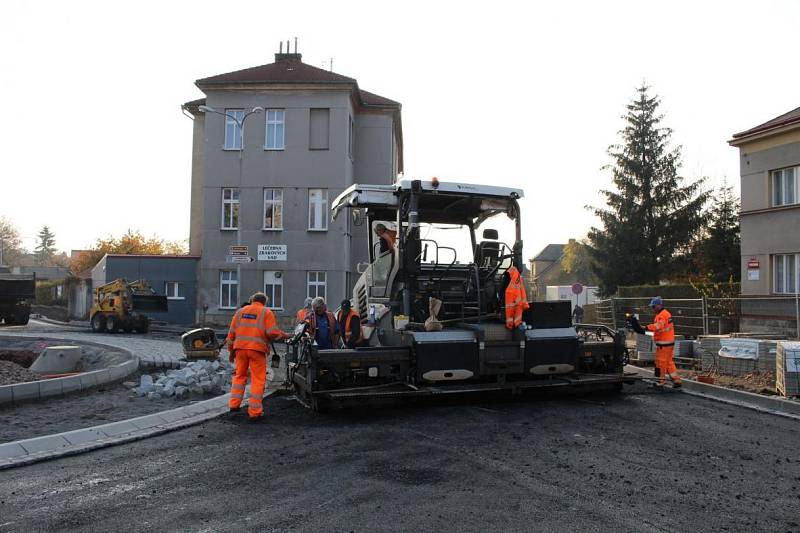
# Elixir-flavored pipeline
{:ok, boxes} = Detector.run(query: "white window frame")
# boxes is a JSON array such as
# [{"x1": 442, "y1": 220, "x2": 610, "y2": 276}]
[
  {"x1": 223, "y1": 109, "x2": 244, "y2": 150},
  {"x1": 262, "y1": 188, "x2": 283, "y2": 230},
  {"x1": 774, "y1": 253, "x2": 800, "y2": 294},
  {"x1": 308, "y1": 188, "x2": 328, "y2": 231},
  {"x1": 307, "y1": 271, "x2": 327, "y2": 299},
  {"x1": 221, "y1": 187, "x2": 239, "y2": 230},
  {"x1": 164, "y1": 281, "x2": 185, "y2": 300},
  {"x1": 265, "y1": 109, "x2": 285, "y2": 150},
  {"x1": 772, "y1": 166, "x2": 798, "y2": 207},
  {"x1": 263, "y1": 271, "x2": 284, "y2": 310},
  {"x1": 219, "y1": 270, "x2": 238, "y2": 309}
]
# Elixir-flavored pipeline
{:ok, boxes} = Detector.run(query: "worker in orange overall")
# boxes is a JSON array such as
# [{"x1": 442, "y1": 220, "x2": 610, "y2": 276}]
[
  {"x1": 227, "y1": 292, "x2": 289, "y2": 421},
  {"x1": 295, "y1": 297, "x2": 312, "y2": 323},
  {"x1": 504, "y1": 266, "x2": 530, "y2": 330},
  {"x1": 631, "y1": 296, "x2": 682, "y2": 389}
]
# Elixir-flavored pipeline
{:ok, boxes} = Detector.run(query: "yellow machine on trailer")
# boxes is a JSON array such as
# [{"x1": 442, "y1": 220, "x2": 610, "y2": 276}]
[{"x1": 89, "y1": 279, "x2": 168, "y2": 333}]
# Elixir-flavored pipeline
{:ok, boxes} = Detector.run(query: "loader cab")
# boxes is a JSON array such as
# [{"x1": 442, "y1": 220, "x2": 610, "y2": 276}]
[{"x1": 333, "y1": 179, "x2": 524, "y2": 326}]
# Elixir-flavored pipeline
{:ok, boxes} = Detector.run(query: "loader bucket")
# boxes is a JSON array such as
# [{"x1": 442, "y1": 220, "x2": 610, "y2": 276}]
[{"x1": 131, "y1": 294, "x2": 168, "y2": 312}]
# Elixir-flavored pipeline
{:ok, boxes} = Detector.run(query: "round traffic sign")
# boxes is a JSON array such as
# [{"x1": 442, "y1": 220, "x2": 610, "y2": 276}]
[{"x1": 571, "y1": 283, "x2": 584, "y2": 295}]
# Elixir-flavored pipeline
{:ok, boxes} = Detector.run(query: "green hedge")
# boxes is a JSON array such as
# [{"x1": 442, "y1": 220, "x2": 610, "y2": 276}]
[{"x1": 616, "y1": 282, "x2": 741, "y2": 299}]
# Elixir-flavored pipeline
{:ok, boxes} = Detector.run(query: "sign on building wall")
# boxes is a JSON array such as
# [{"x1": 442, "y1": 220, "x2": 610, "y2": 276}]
[
  {"x1": 258, "y1": 244, "x2": 287, "y2": 261},
  {"x1": 229, "y1": 245, "x2": 249, "y2": 256},
  {"x1": 747, "y1": 257, "x2": 760, "y2": 281}
]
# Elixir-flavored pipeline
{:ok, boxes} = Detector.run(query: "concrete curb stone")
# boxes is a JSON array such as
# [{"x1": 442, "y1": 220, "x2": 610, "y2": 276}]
[
  {"x1": 628, "y1": 365, "x2": 800, "y2": 421},
  {"x1": 0, "y1": 390, "x2": 276, "y2": 470}
]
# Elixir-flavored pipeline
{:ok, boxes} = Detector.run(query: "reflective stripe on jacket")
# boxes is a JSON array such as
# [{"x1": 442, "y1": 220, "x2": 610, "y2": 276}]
[
  {"x1": 504, "y1": 266, "x2": 530, "y2": 329},
  {"x1": 227, "y1": 302, "x2": 280, "y2": 354},
  {"x1": 337, "y1": 309, "x2": 363, "y2": 346},
  {"x1": 647, "y1": 308, "x2": 675, "y2": 345}
]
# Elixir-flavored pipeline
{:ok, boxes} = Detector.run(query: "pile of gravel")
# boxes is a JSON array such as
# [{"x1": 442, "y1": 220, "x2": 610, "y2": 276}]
[
  {"x1": 125, "y1": 359, "x2": 233, "y2": 400},
  {"x1": 0, "y1": 360, "x2": 41, "y2": 385}
]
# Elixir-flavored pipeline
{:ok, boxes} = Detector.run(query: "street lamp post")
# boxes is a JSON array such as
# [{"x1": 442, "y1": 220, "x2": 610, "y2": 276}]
[{"x1": 199, "y1": 105, "x2": 264, "y2": 307}]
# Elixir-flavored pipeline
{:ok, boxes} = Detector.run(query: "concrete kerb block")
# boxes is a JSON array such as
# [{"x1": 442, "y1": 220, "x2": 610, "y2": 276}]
[
  {"x1": 93, "y1": 368, "x2": 112, "y2": 386},
  {"x1": 38, "y1": 378, "x2": 64, "y2": 398},
  {"x1": 11, "y1": 381, "x2": 40, "y2": 403},
  {"x1": 60, "y1": 375, "x2": 82, "y2": 394},
  {"x1": 128, "y1": 413, "x2": 166, "y2": 431},
  {"x1": 0, "y1": 442, "x2": 28, "y2": 461},
  {"x1": 61, "y1": 428, "x2": 108, "y2": 446},
  {"x1": 19, "y1": 435, "x2": 71, "y2": 455},
  {"x1": 79, "y1": 370, "x2": 101, "y2": 389},
  {"x1": 97, "y1": 420, "x2": 140, "y2": 438},
  {"x1": 0, "y1": 384, "x2": 13, "y2": 405}
]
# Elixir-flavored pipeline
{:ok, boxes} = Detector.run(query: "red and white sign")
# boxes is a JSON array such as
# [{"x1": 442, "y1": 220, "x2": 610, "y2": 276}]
[
  {"x1": 747, "y1": 257, "x2": 759, "y2": 269},
  {"x1": 571, "y1": 283, "x2": 584, "y2": 295}
]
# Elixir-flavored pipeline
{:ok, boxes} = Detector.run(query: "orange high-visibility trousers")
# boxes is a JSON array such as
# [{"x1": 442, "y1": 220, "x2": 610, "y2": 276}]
[
  {"x1": 655, "y1": 345, "x2": 680, "y2": 385},
  {"x1": 229, "y1": 349, "x2": 268, "y2": 418}
]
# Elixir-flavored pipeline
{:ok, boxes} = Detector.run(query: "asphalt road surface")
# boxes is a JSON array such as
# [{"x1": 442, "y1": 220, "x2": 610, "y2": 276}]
[{"x1": 1, "y1": 382, "x2": 799, "y2": 532}]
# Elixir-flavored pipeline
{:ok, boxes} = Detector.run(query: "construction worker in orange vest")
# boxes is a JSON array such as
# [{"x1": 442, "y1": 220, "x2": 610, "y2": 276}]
[
  {"x1": 504, "y1": 266, "x2": 530, "y2": 329},
  {"x1": 646, "y1": 296, "x2": 681, "y2": 388},
  {"x1": 630, "y1": 296, "x2": 682, "y2": 388},
  {"x1": 336, "y1": 299, "x2": 363, "y2": 349},
  {"x1": 226, "y1": 292, "x2": 290, "y2": 421},
  {"x1": 296, "y1": 297, "x2": 312, "y2": 323},
  {"x1": 303, "y1": 296, "x2": 339, "y2": 349}
]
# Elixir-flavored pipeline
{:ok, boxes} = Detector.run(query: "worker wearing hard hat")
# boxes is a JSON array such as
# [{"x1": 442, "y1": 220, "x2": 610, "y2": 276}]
[
  {"x1": 374, "y1": 223, "x2": 397, "y2": 254},
  {"x1": 296, "y1": 297, "x2": 313, "y2": 323},
  {"x1": 630, "y1": 297, "x2": 681, "y2": 388},
  {"x1": 227, "y1": 292, "x2": 290, "y2": 421},
  {"x1": 336, "y1": 299, "x2": 363, "y2": 349}
]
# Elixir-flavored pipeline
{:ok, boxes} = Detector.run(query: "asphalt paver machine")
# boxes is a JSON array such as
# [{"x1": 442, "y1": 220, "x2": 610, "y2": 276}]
[{"x1": 288, "y1": 179, "x2": 635, "y2": 411}]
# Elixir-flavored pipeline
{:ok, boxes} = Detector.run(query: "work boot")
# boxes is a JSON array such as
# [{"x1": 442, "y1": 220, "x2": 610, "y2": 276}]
[
  {"x1": 229, "y1": 406, "x2": 242, "y2": 414},
  {"x1": 653, "y1": 381, "x2": 665, "y2": 389},
  {"x1": 672, "y1": 382, "x2": 682, "y2": 390},
  {"x1": 248, "y1": 414, "x2": 264, "y2": 423}
]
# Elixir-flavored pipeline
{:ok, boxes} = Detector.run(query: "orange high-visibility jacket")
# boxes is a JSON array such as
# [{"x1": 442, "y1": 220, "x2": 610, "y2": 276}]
[
  {"x1": 295, "y1": 308, "x2": 308, "y2": 324},
  {"x1": 647, "y1": 308, "x2": 675, "y2": 345},
  {"x1": 303, "y1": 310, "x2": 339, "y2": 347},
  {"x1": 504, "y1": 266, "x2": 530, "y2": 329},
  {"x1": 227, "y1": 302, "x2": 282, "y2": 354},
  {"x1": 379, "y1": 230, "x2": 397, "y2": 252},
  {"x1": 337, "y1": 309, "x2": 363, "y2": 346}
]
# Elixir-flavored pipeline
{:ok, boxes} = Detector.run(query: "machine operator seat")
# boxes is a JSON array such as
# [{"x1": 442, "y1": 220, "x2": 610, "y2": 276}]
[{"x1": 475, "y1": 228, "x2": 501, "y2": 269}]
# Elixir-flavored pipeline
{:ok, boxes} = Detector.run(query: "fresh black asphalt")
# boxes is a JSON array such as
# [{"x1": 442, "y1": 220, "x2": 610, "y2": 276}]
[{"x1": 1, "y1": 382, "x2": 798, "y2": 532}]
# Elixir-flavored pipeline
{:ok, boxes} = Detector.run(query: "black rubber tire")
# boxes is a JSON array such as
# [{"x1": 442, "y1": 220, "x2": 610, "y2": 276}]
[
  {"x1": 122, "y1": 324, "x2": 133, "y2": 333},
  {"x1": 105, "y1": 315, "x2": 119, "y2": 333},
  {"x1": 91, "y1": 313, "x2": 107, "y2": 333},
  {"x1": 136, "y1": 317, "x2": 149, "y2": 334},
  {"x1": 3, "y1": 315, "x2": 15, "y2": 325},
  {"x1": 15, "y1": 313, "x2": 29, "y2": 326}
]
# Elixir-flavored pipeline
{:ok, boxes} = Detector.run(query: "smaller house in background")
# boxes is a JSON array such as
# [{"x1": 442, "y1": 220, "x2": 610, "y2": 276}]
[
  {"x1": 90, "y1": 254, "x2": 200, "y2": 325},
  {"x1": 529, "y1": 244, "x2": 565, "y2": 300}
]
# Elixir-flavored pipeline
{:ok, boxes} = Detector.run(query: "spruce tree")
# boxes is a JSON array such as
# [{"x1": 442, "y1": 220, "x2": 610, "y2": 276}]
[
  {"x1": 34, "y1": 225, "x2": 57, "y2": 265},
  {"x1": 694, "y1": 184, "x2": 741, "y2": 282},
  {"x1": 587, "y1": 85, "x2": 709, "y2": 295}
]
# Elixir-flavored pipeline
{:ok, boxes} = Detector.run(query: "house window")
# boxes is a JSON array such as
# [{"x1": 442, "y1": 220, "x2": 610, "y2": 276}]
[
  {"x1": 263, "y1": 188, "x2": 283, "y2": 230},
  {"x1": 221, "y1": 188, "x2": 239, "y2": 229},
  {"x1": 165, "y1": 282, "x2": 185, "y2": 300},
  {"x1": 772, "y1": 166, "x2": 798, "y2": 207},
  {"x1": 774, "y1": 254, "x2": 799, "y2": 294},
  {"x1": 309, "y1": 108, "x2": 330, "y2": 150},
  {"x1": 348, "y1": 115, "x2": 355, "y2": 159},
  {"x1": 308, "y1": 189, "x2": 328, "y2": 231},
  {"x1": 307, "y1": 271, "x2": 326, "y2": 299},
  {"x1": 224, "y1": 109, "x2": 244, "y2": 150},
  {"x1": 263, "y1": 271, "x2": 283, "y2": 310},
  {"x1": 219, "y1": 270, "x2": 238, "y2": 309},
  {"x1": 265, "y1": 109, "x2": 285, "y2": 150}
]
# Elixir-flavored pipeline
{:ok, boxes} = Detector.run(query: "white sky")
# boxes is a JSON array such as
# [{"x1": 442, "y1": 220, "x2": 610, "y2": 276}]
[{"x1": 1, "y1": 0, "x2": 799, "y2": 259}]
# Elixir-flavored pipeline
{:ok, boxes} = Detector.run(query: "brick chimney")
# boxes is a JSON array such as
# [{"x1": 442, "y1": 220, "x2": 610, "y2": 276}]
[{"x1": 275, "y1": 39, "x2": 302, "y2": 62}]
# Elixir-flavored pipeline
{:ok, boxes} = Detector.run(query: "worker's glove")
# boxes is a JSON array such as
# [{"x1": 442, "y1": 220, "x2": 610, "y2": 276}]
[
  {"x1": 228, "y1": 349, "x2": 236, "y2": 364},
  {"x1": 627, "y1": 315, "x2": 646, "y2": 335}
]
